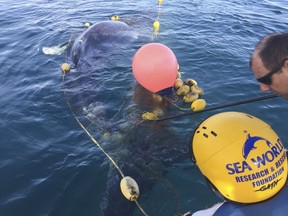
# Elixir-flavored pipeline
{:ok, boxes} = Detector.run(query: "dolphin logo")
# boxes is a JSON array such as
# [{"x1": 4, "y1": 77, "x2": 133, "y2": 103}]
[{"x1": 242, "y1": 134, "x2": 271, "y2": 159}]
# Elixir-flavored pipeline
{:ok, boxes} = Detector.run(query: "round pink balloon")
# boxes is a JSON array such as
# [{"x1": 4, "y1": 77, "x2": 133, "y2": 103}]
[{"x1": 132, "y1": 43, "x2": 178, "y2": 93}]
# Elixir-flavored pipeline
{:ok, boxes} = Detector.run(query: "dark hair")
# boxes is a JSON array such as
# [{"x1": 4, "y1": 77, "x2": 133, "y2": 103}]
[{"x1": 250, "y1": 33, "x2": 288, "y2": 70}]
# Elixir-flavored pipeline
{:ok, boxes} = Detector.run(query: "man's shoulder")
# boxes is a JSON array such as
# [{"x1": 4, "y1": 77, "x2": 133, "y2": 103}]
[{"x1": 214, "y1": 186, "x2": 288, "y2": 216}]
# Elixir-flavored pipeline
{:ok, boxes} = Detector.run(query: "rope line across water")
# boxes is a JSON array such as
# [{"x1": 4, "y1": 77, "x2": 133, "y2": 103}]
[
  {"x1": 153, "y1": 94, "x2": 279, "y2": 122},
  {"x1": 62, "y1": 75, "x2": 149, "y2": 216}
]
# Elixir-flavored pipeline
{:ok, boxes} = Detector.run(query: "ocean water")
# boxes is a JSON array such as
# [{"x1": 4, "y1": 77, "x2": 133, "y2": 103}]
[{"x1": 0, "y1": 0, "x2": 288, "y2": 216}]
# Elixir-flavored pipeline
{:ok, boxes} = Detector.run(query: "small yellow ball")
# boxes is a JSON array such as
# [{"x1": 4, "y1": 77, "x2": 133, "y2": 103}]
[
  {"x1": 153, "y1": 21, "x2": 160, "y2": 29},
  {"x1": 191, "y1": 99, "x2": 206, "y2": 111},
  {"x1": 183, "y1": 92, "x2": 199, "y2": 103},
  {"x1": 120, "y1": 176, "x2": 139, "y2": 201},
  {"x1": 176, "y1": 85, "x2": 190, "y2": 96},
  {"x1": 84, "y1": 22, "x2": 91, "y2": 28},
  {"x1": 185, "y1": 78, "x2": 198, "y2": 86},
  {"x1": 61, "y1": 63, "x2": 70, "y2": 73},
  {"x1": 111, "y1": 15, "x2": 119, "y2": 21},
  {"x1": 174, "y1": 78, "x2": 183, "y2": 89},
  {"x1": 191, "y1": 85, "x2": 204, "y2": 96},
  {"x1": 142, "y1": 112, "x2": 158, "y2": 121}
]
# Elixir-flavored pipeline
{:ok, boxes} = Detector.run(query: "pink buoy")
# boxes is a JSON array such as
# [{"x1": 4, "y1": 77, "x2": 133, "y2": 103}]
[{"x1": 132, "y1": 43, "x2": 178, "y2": 93}]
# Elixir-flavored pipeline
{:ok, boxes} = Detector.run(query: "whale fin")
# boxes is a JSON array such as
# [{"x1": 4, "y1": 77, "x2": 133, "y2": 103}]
[{"x1": 42, "y1": 41, "x2": 70, "y2": 55}]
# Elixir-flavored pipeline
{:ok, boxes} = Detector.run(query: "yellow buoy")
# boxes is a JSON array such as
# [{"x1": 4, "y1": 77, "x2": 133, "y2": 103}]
[
  {"x1": 120, "y1": 176, "x2": 140, "y2": 201},
  {"x1": 185, "y1": 78, "x2": 197, "y2": 86},
  {"x1": 174, "y1": 78, "x2": 183, "y2": 89},
  {"x1": 111, "y1": 15, "x2": 119, "y2": 21},
  {"x1": 191, "y1": 85, "x2": 204, "y2": 96},
  {"x1": 183, "y1": 92, "x2": 199, "y2": 103},
  {"x1": 142, "y1": 112, "x2": 158, "y2": 120},
  {"x1": 61, "y1": 63, "x2": 70, "y2": 73},
  {"x1": 153, "y1": 21, "x2": 160, "y2": 36},
  {"x1": 158, "y1": 0, "x2": 163, "y2": 5},
  {"x1": 84, "y1": 22, "x2": 91, "y2": 28},
  {"x1": 191, "y1": 99, "x2": 206, "y2": 111},
  {"x1": 153, "y1": 21, "x2": 160, "y2": 29},
  {"x1": 176, "y1": 85, "x2": 190, "y2": 96}
]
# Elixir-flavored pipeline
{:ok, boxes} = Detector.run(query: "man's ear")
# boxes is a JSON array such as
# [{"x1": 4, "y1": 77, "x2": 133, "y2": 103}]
[
  {"x1": 282, "y1": 59, "x2": 288, "y2": 74},
  {"x1": 284, "y1": 59, "x2": 288, "y2": 68}
]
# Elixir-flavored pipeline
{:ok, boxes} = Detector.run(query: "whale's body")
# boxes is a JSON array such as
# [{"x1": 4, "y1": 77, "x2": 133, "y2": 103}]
[
  {"x1": 64, "y1": 21, "x2": 186, "y2": 215},
  {"x1": 70, "y1": 21, "x2": 134, "y2": 66}
]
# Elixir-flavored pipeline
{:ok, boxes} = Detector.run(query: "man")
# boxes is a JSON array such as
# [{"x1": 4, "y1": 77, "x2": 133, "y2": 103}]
[
  {"x1": 250, "y1": 33, "x2": 288, "y2": 99},
  {"x1": 182, "y1": 34, "x2": 288, "y2": 216}
]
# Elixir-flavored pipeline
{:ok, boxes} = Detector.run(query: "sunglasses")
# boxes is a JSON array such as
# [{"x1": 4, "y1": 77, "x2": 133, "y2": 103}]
[{"x1": 257, "y1": 58, "x2": 288, "y2": 85}]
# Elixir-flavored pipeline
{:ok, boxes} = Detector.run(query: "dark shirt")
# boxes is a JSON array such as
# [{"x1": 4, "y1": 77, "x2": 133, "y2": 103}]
[{"x1": 214, "y1": 186, "x2": 288, "y2": 216}]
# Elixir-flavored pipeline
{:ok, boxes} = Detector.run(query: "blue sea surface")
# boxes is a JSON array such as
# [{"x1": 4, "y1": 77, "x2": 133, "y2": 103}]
[{"x1": 0, "y1": 0, "x2": 288, "y2": 216}]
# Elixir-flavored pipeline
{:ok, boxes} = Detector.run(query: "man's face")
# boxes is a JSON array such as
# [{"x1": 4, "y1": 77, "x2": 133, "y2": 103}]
[{"x1": 251, "y1": 54, "x2": 288, "y2": 99}]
